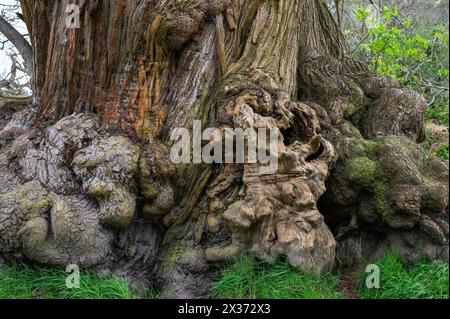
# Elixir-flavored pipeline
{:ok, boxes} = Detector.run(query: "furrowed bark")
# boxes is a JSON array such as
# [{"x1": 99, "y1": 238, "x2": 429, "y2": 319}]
[{"x1": 0, "y1": 0, "x2": 447, "y2": 298}]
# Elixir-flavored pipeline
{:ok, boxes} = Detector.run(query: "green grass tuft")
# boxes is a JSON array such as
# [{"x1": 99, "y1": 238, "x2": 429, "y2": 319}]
[
  {"x1": 212, "y1": 254, "x2": 344, "y2": 299},
  {"x1": 359, "y1": 252, "x2": 449, "y2": 299},
  {"x1": 2, "y1": 253, "x2": 448, "y2": 299},
  {"x1": 0, "y1": 263, "x2": 154, "y2": 299}
]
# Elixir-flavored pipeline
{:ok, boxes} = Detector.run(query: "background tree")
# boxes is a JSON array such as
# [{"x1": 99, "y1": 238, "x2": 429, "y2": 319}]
[
  {"x1": 0, "y1": 0, "x2": 31, "y2": 97},
  {"x1": 0, "y1": 0, "x2": 447, "y2": 298}
]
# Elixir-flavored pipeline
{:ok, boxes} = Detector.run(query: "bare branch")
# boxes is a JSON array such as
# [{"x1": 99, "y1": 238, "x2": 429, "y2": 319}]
[{"x1": 0, "y1": 13, "x2": 33, "y2": 76}]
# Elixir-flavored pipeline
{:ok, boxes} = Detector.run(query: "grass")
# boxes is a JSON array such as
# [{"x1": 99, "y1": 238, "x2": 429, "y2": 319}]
[
  {"x1": 358, "y1": 252, "x2": 449, "y2": 299},
  {"x1": 0, "y1": 263, "x2": 150, "y2": 299},
  {"x1": 213, "y1": 253, "x2": 449, "y2": 300},
  {"x1": 1, "y1": 253, "x2": 448, "y2": 299},
  {"x1": 212, "y1": 254, "x2": 344, "y2": 299}
]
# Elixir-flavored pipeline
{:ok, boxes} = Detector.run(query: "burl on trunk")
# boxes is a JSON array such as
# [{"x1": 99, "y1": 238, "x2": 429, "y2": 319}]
[{"x1": 0, "y1": 0, "x2": 447, "y2": 298}]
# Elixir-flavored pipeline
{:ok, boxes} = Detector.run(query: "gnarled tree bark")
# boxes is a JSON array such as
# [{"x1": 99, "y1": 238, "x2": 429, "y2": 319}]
[
  {"x1": 0, "y1": 14, "x2": 33, "y2": 76},
  {"x1": 0, "y1": 0, "x2": 448, "y2": 298}
]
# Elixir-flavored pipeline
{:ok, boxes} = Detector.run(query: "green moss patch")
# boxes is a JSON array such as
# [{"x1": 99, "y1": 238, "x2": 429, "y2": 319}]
[{"x1": 344, "y1": 156, "x2": 379, "y2": 187}]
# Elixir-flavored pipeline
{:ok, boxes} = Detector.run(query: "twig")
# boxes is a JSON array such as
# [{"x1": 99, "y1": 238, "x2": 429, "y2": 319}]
[
  {"x1": 428, "y1": 89, "x2": 447, "y2": 107},
  {"x1": 352, "y1": 34, "x2": 370, "y2": 53}
]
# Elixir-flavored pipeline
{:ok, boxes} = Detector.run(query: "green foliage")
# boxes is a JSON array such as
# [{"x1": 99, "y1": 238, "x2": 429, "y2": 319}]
[
  {"x1": 357, "y1": 7, "x2": 443, "y2": 83},
  {"x1": 0, "y1": 263, "x2": 155, "y2": 299},
  {"x1": 359, "y1": 252, "x2": 449, "y2": 299},
  {"x1": 355, "y1": 6, "x2": 371, "y2": 22},
  {"x1": 437, "y1": 144, "x2": 449, "y2": 160},
  {"x1": 354, "y1": 6, "x2": 449, "y2": 126},
  {"x1": 212, "y1": 254, "x2": 344, "y2": 299},
  {"x1": 426, "y1": 104, "x2": 449, "y2": 126},
  {"x1": 344, "y1": 156, "x2": 378, "y2": 187}
]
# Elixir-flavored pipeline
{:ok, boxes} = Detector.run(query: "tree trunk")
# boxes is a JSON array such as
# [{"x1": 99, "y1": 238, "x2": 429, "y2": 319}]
[{"x1": 0, "y1": 0, "x2": 447, "y2": 298}]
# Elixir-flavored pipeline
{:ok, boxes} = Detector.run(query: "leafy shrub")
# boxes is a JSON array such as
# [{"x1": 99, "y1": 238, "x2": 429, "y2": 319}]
[
  {"x1": 426, "y1": 103, "x2": 449, "y2": 126},
  {"x1": 354, "y1": 6, "x2": 449, "y2": 126},
  {"x1": 437, "y1": 144, "x2": 449, "y2": 160}
]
